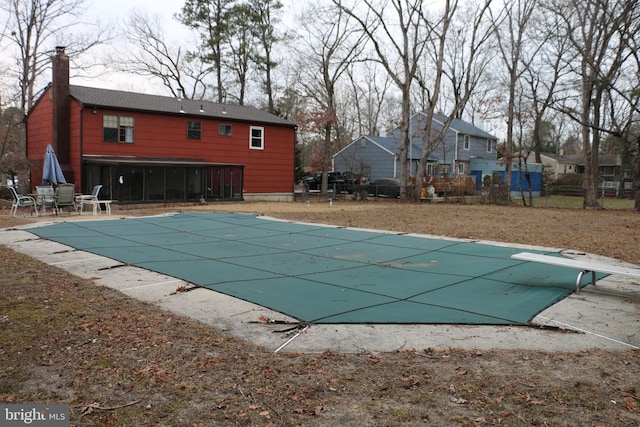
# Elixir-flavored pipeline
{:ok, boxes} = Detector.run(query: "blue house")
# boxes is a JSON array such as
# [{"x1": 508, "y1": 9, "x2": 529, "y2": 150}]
[{"x1": 333, "y1": 112, "x2": 498, "y2": 181}]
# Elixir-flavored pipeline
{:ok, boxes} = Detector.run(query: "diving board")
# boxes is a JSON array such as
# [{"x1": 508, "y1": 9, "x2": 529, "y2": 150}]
[{"x1": 511, "y1": 252, "x2": 640, "y2": 294}]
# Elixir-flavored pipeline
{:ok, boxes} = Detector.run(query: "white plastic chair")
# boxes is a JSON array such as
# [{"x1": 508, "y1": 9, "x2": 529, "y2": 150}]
[
  {"x1": 77, "y1": 185, "x2": 102, "y2": 214},
  {"x1": 9, "y1": 186, "x2": 39, "y2": 217},
  {"x1": 36, "y1": 185, "x2": 55, "y2": 214}
]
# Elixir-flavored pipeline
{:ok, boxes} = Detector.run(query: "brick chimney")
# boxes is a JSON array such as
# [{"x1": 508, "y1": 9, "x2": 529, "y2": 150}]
[{"x1": 51, "y1": 46, "x2": 73, "y2": 182}]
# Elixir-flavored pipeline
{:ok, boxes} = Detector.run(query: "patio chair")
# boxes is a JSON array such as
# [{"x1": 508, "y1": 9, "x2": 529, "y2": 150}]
[
  {"x1": 76, "y1": 184, "x2": 102, "y2": 214},
  {"x1": 36, "y1": 185, "x2": 55, "y2": 215},
  {"x1": 9, "y1": 186, "x2": 39, "y2": 217},
  {"x1": 53, "y1": 183, "x2": 78, "y2": 215}
]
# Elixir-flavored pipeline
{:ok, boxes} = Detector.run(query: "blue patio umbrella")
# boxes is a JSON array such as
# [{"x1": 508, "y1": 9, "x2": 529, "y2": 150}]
[{"x1": 42, "y1": 144, "x2": 67, "y2": 184}]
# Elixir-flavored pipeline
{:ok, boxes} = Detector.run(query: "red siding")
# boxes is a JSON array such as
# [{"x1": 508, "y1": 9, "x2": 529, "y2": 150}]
[
  {"x1": 69, "y1": 99, "x2": 83, "y2": 186},
  {"x1": 26, "y1": 90, "x2": 54, "y2": 190},
  {"x1": 79, "y1": 109, "x2": 294, "y2": 194},
  {"x1": 28, "y1": 87, "x2": 295, "y2": 195}
]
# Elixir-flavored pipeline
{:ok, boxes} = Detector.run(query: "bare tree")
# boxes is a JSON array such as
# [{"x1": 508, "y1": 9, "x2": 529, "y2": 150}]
[
  {"x1": 110, "y1": 10, "x2": 213, "y2": 100},
  {"x1": 522, "y1": 5, "x2": 571, "y2": 164},
  {"x1": 335, "y1": 0, "x2": 428, "y2": 198},
  {"x1": 4, "y1": 0, "x2": 108, "y2": 113},
  {"x1": 548, "y1": 0, "x2": 639, "y2": 208},
  {"x1": 488, "y1": 0, "x2": 538, "y2": 202},
  {"x1": 413, "y1": 0, "x2": 496, "y2": 200},
  {"x1": 0, "y1": 106, "x2": 29, "y2": 191},
  {"x1": 599, "y1": 19, "x2": 640, "y2": 211},
  {"x1": 436, "y1": 1, "x2": 496, "y2": 118},
  {"x1": 295, "y1": 5, "x2": 366, "y2": 194},
  {"x1": 346, "y1": 62, "x2": 393, "y2": 136}
]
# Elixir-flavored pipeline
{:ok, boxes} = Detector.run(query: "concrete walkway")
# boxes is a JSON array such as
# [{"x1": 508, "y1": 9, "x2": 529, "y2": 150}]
[{"x1": 2, "y1": 215, "x2": 638, "y2": 353}]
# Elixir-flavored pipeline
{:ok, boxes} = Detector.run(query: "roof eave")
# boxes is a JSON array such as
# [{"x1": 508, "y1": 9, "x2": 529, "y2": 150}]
[{"x1": 73, "y1": 100, "x2": 296, "y2": 128}]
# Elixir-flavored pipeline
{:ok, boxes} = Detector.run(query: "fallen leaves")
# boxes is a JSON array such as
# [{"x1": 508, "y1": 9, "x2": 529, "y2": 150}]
[
  {"x1": 2, "y1": 205, "x2": 640, "y2": 426},
  {"x1": 294, "y1": 406, "x2": 325, "y2": 416}
]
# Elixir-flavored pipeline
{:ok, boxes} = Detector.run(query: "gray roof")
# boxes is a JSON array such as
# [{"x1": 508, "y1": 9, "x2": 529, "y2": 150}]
[
  {"x1": 541, "y1": 152, "x2": 620, "y2": 166},
  {"x1": 541, "y1": 152, "x2": 585, "y2": 164},
  {"x1": 430, "y1": 113, "x2": 497, "y2": 140},
  {"x1": 69, "y1": 85, "x2": 295, "y2": 127}
]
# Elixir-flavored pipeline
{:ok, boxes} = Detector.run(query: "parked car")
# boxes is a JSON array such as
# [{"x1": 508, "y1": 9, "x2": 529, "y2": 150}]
[
  {"x1": 366, "y1": 178, "x2": 401, "y2": 198},
  {"x1": 302, "y1": 172, "x2": 346, "y2": 191},
  {"x1": 342, "y1": 172, "x2": 364, "y2": 193}
]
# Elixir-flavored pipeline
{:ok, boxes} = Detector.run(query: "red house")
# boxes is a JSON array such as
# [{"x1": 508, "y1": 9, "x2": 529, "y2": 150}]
[{"x1": 26, "y1": 47, "x2": 297, "y2": 202}]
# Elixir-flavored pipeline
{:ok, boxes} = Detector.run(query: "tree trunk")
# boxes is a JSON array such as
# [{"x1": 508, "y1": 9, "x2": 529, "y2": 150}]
[
  {"x1": 634, "y1": 140, "x2": 640, "y2": 212},
  {"x1": 398, "y1": 85, "x2": 411, "y2": 199},
  {"x1": 321, "y1": 123, "x2": 332, "y2": 196},
  {"x1": 634, "y1": 169, "x2": 640, "y2": 212}
]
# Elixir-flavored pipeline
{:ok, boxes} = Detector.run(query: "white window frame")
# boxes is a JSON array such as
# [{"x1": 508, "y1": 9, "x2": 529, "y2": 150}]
[
  {"x1": 103, "y1": 115, "x2": 134, "y2": 143},
  {"x1": 249, "y1": 126, "x2": 264, "y2": 150},
  {"x1": 486, "y1": 139, "x2": 492, "y2": 153},
  {"x1": 463, "y1": 135, "x2": 470, "y2": 150}
]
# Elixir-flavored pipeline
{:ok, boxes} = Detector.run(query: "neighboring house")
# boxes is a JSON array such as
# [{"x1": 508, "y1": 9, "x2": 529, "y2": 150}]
[
  {"x1": 26, "y1": 47, "x2": 297, "y2": 203},
  {"x1": 332, "y1": 135, "x2": 421, "y2": 182},
  {"x1": 526, "y1": 151, "x2": 633, "y2": 197},
  {"x1": 333, "y1": 112, "x2": 498, "y2": 181},
  {"x1": 527, "y1": 152, "x2": 584, "y2": 177}
]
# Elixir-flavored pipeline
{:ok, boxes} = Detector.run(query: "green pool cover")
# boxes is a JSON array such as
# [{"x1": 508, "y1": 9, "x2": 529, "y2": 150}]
[{"x1": 30, "y1": 212, "x2": 603, "y2": 325}]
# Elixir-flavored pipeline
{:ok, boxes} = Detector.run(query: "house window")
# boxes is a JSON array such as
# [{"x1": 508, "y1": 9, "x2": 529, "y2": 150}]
[
  {"x1": 486, "y1": 139, "x2": 492, "y2": 153},
  {"x1": 219, "y1": 124, "x2": 232, "y2": 136},
  {"x1": 458, "y1": 162, "x2": 465, "y2": 175},
  {"x1": 463, "y1": 135, "x2": 470, "y2": 150},
  {"x1": 103, "y1": 115, "x2": 134, "y2": 143},
  {"x1": 187, "y1": 121, "x2": 202, "y2": 139},
  {"x1": 250, "y1": 126, "x2": 264, "y2": 150}
]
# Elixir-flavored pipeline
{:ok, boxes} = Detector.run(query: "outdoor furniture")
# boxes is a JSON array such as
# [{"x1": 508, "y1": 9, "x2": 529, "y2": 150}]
[
  {"x1": 36, "y1": 185, "x2": 55, "y2": 215},
  {"x1": 76, "y1": 185, "x2": 102, "y2": 214},
  {"x1": 76, "y1": 185, "x2": 111, "y2": 215},
  {"x1": 9, "y1": 187, "x2": 39, "y2": 217},
  {"x1": 90, "y1": 199, "x2": 112, "y2": 215},
  {"x1": 53, "y1": 183, "x2": 78, "y2": 215}
]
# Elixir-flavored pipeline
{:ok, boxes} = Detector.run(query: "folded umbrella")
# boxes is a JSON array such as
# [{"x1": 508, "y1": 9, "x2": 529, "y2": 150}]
[{"x1": 43, "y1": 144, "x2": 67, "y2": 185}]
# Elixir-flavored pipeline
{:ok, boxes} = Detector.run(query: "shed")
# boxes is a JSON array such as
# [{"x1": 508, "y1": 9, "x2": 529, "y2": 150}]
[{"x1": 469, "y1": 158, "x2": 543, "y2": 197}]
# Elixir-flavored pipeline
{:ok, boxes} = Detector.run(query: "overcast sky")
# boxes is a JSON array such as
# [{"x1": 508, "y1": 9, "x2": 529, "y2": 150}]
[
  {"x1": 88, "y1": 0, "x2": 184, "y2": 30},
  {"x1": 73, "y1": 0, "x2": 189, "y2": 92},
  {"x1": 74, "y1": 0, "x2": 306, "y2": 94}
]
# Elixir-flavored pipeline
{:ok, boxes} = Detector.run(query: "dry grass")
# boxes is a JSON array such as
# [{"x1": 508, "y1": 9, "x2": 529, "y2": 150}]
[{"x1": 1, "y1": 200, "x2": 639, "y2": 426}]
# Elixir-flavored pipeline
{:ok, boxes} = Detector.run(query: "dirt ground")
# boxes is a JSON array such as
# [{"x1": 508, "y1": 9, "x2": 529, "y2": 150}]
[{"x1": 1, "y1": 200, "x2": 639, "y2": 426}]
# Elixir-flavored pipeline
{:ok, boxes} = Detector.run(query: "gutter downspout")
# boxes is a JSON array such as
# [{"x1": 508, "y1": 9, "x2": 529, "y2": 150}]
[
  {"x1": 79, "y1": 105, "x2": 84, "y2": 192},
  {"x1": 393, "y1": 153, "x2": 397, "y2": 178}
]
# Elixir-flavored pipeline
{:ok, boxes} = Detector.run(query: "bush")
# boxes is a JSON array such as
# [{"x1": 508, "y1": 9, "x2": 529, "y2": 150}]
[
  {"x1": 0, "y1": 186, "x2": 13, "y2": 200},
  {"x1": 552, "y1": 173, "x2": 583, "y2": 186}
]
